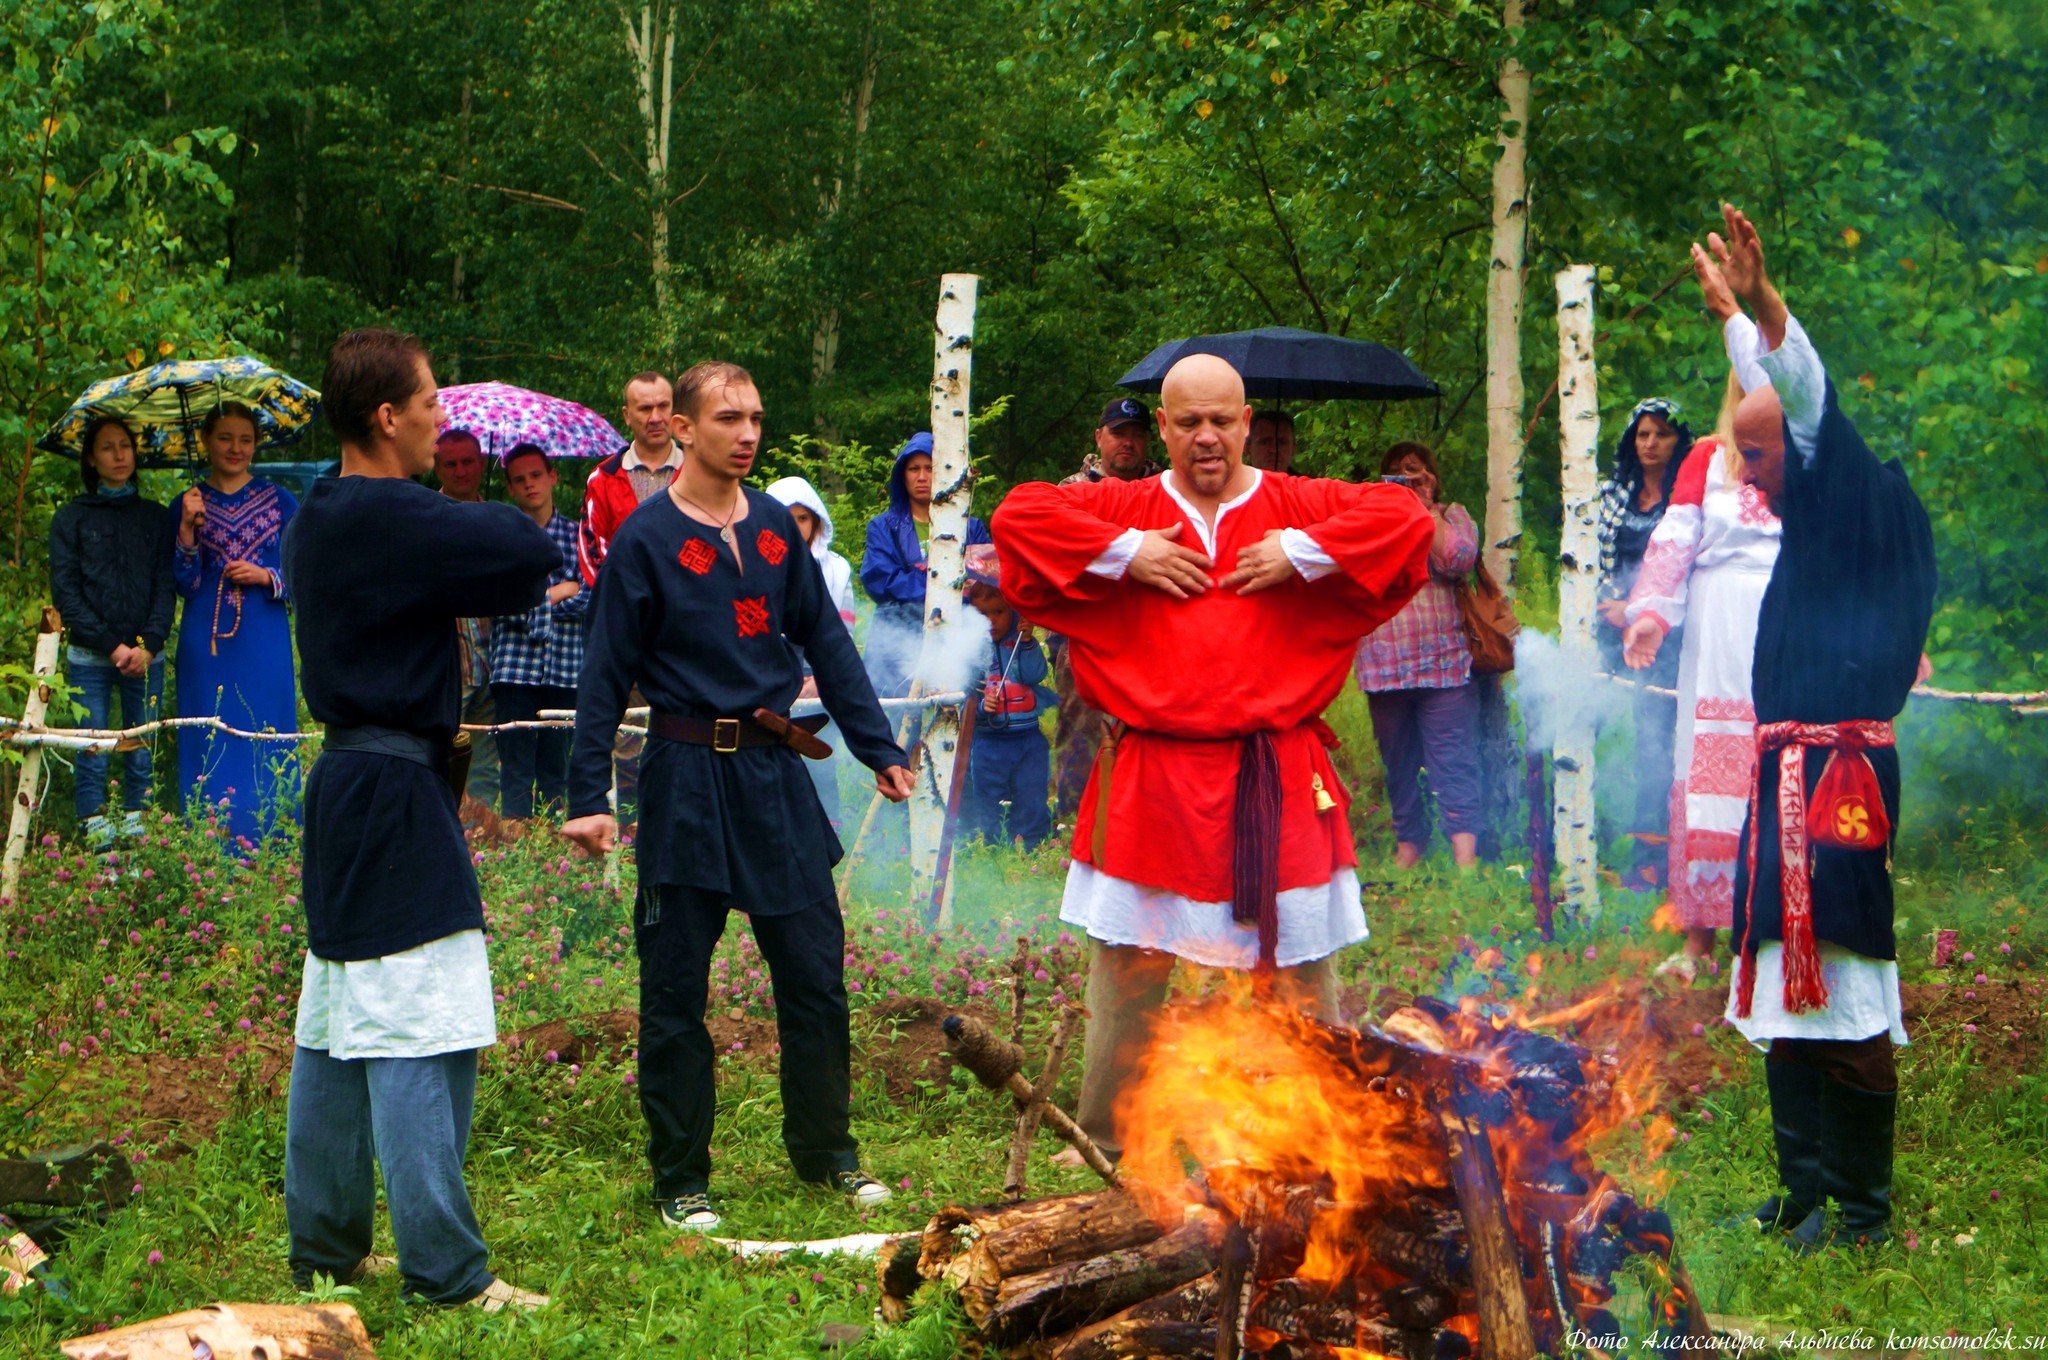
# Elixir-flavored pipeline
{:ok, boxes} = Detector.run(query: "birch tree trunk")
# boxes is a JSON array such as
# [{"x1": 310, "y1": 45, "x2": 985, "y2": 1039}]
[
  {"x1": 3, "y1": 609, "x2": 63, "y2": 907},
  {"x1": 1483, "y1": 0, "x2": 1531, "y2": 586},
  {"x1": 623, "y1": 4, "x2": 677, "y2": 329},
  {"x1": 909, "y1": 274, "x2": 979, "y2": 923},
  {"x1": 1552, "y1": 266, "x2": 1601, "y2": 919}
]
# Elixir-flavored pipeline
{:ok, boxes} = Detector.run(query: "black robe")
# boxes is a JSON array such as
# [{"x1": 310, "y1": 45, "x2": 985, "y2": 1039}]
[
  {"x1": 1733, "y1": 381, "x2": 1937, "y2": 962},
  {"x1": 285, "y1": 477, "x2": 557, "y2": 960},
  {"x1": 569, "y1": 488, "x2": 906, "y2": 913}
]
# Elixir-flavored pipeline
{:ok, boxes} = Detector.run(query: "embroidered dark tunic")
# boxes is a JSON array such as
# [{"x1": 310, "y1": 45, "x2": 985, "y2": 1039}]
[
  {"x1": 285, "y1": 477, "x2": 557, "y2": 960},
  {"x1": 1734, "y1": 321, "x2": 1937, "y2": 964},
  {"x1": 569, "y1": 488, "x2": 906, "y2": 912}
]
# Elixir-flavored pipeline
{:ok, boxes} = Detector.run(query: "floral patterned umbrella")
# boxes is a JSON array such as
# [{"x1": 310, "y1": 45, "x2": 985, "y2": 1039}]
[
  {"x1": 37, "y1": 356, "x2": 321, "y2": 466},
  {"x1": 437, "y1": 382, "x2": 625, "y2": 461}
]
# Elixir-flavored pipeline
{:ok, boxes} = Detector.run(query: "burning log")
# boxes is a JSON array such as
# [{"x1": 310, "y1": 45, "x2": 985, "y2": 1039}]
[
  {"x1": 907, "y1": 994, "x2": 1707, "y2": 1358},
  {"x1": 944, "y1": 1012, "x2": 1120, "y2": 1185},
  {"x1": 973, "y1": 1215, "x2": 1222, "y2": 1349},
  {"x1": 1049, "y1": 1275, "x2": 1219, "y2": 1360}
]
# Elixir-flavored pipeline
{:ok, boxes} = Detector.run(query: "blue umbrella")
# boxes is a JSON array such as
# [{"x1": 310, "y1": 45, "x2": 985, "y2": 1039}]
[
  {"x1": 1116, "y1": 326, "x2": 1439, "y2": 402},
  {"x1": 38, "y1": 356, "x2": 321, "y2": 466}
]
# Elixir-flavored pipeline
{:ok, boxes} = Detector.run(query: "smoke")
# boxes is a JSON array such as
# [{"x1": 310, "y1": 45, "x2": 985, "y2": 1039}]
[
  {"x1": 1511, "y1": 630, "x2": 1628, "y2": 751},
  {"x1": 862, "y1": 604, "x2": 993, "y2": 698}
]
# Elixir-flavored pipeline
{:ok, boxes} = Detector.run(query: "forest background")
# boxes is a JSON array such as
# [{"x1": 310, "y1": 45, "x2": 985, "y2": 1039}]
[{"x1": 2, "y1": 0, "x2": 2044, "y2": 842}]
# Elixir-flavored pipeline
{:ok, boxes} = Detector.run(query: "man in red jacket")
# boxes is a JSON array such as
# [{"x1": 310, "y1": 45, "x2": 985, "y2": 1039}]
[
  {"x1": 993, "y1": 353, "x2": 1432, "y2": 1164},
  {"x1": 580, "y1": 371, "x2": 683, "y2": 585}
]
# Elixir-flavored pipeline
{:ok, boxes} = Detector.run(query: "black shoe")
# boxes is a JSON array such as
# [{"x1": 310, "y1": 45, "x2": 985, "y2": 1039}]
[
  {"x1": 1749, "y1": 1059, "x2": 1825, "y2": 1231},
  {"x1": 1817, "y1": 1077, "x2": 1895, "y2": 1248},
  {"x1": 659, "y1": 1192, "x2": 721, "y2": 1232}
]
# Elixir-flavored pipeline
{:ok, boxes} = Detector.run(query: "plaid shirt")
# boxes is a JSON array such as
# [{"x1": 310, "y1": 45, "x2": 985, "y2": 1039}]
[
  {"x1": 489, "y1": 511, "x2": 588, "y2": 689},
  {"x1": 1354, "y1": 502, "x2": 1478, "y2": 692}
]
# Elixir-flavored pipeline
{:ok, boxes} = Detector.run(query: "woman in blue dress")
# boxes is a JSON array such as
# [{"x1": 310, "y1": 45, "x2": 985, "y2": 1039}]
[{"x1": 172, "y1": 402, "x2": 301, "y2": 841}]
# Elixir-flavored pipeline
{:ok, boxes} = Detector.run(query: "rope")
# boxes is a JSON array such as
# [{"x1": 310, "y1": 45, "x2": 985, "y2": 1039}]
[
  {"x1": 1593, "y1": 670, "x2": 2044, "y2": 712},
  {"x1": 0, "y1": 692, "x2": 966, "y2": 754}
]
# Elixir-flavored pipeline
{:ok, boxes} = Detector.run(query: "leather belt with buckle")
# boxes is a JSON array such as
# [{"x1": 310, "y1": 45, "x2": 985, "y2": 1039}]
[{"x1": 648, "y1": 710, "x2": 831, "y2": 759}]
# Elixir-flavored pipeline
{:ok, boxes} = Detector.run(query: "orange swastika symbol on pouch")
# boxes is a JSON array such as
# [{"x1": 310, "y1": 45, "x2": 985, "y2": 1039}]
[
  {"x1": 678, "y1": 538, "x2": 716, "y2": 575},
  {"x1": 734, "y1": 596, "x2": 771, "y2": 638},
  {"x1": 1831, "y1": 797, "x2": 1872, "y2": 845}
]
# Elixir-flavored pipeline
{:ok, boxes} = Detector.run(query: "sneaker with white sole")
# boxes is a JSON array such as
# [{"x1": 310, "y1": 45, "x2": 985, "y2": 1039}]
[
  {"x1": 464, "y1": 1278, "x2": 550, "y2": 1312},
  {"x1": 659, "y1": 1192, "x2": 721, "y2": 1231},
  {"x1": 832, "y1": 1171, "x2": 892, "y2": 1208}
]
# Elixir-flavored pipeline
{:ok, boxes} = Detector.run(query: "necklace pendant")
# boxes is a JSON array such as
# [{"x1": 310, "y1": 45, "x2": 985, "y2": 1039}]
[{"x1": 720, "y1": 526, "x2": 737, "y2": 546}]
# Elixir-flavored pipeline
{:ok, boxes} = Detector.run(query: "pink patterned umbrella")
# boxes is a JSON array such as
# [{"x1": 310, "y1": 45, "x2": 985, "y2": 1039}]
[{"x1": 437, "y1": 382, "x2": 625, "y2": 461}]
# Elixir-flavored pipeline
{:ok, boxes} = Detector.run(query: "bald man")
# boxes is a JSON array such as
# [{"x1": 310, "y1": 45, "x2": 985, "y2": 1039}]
[
  {"x1": 1691, "y1": 205, "x2": 1935, "y2": 1253},
  {"x1": 992, "y1": 353, "x2": 1433, "y2": 1164}
]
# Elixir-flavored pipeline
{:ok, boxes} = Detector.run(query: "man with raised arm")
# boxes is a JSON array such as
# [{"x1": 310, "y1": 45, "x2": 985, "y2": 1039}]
[
  {"x1": 1697, "y1": 205, "x2": 1936, "y2": 1252},
  {"x1": 992, "y1": 353, "x2": 1433, "y2": 1165},
  {"x1": 283, "y1": 329, "x2": 558, "y2": 1312},
  {"x1": 563, "y1": 361, "x2": 916, "y2": 1232}
]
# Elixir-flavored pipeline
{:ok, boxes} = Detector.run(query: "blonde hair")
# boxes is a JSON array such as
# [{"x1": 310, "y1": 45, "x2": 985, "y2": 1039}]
[{"x1": 1715, "y1": 369, "x2": 1745, "y2": 481}]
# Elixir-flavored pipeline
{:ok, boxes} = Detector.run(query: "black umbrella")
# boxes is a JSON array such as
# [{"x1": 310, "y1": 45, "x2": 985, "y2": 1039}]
[{"x1": 1116, "y1": 326, "x2": 1439, "y2": 402}]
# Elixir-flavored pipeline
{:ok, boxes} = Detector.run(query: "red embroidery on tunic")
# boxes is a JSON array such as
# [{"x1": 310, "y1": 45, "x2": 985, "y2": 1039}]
[
  {"x1": 1695, "y1": 695, "x2": 1757, "y2": 723},
  {"x1": 1689, "y1": 731, "x2": 1757, "y2": 798},
  {"x1": 756, "y1": 529, "x2": 787, "y2": 566},
  {"x1": 678, "y1": 538, "x2": 716, "y2": 575},
  {"x1": 734, "y1": 596, "x2": 771, "y2": 638},
  {"x1": 1737, "y1": 481, "x2": 1776, "y2": 527}
]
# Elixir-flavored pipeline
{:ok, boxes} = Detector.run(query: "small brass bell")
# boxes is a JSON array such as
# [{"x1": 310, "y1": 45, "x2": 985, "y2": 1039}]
[{"x1": 1311, "y1": 772, "x2": 1338, "y2": 813}]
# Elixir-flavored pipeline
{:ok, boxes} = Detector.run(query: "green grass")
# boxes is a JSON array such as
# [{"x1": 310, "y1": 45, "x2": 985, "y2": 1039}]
[{"x1": 2, "y1": 800, "x2": 2045, "y2": 1355}]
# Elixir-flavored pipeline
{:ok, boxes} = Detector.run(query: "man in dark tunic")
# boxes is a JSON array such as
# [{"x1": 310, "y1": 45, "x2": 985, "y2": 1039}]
[
  {"x1": 1698, "y1": 206, "x2": 1937, "y2": 1252},
  {"x1": 564, "y1": 361, "x2": 915, "y2": 1232},
  {"x1": 282, "y1": 329, "x2": 559, "y2": 1311}
]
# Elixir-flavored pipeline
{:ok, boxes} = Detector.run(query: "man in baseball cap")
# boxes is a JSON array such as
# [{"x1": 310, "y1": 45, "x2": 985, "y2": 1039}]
[{"x1": 1063, "y1": 398, "x2": 1161, "y2": 488}]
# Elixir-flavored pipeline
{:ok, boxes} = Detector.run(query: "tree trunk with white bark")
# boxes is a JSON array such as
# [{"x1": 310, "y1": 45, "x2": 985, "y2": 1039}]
[
  {"x1": 910, "y1": 275, "x2": 979, "y2": 922},
  {"x1": 1483, "y1": 0, "x2": 1531, "y2": 586},
  {"x1": 1553, "y1": 265, "x2": 1601, "y2": 919},
  {"x1": 623, "y1": 4, "x2": 677, "y2": 330}
]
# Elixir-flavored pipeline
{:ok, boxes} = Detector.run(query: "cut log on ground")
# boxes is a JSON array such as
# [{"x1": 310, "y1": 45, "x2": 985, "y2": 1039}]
[
  {"x1": 973, "y1": 1215, "x2": 1223, "y2": 1349},
  {"x1": 60, "y1": 1302, "x2": 375, "y2": 1360},
  {"x1": 0, "y1": 1142, "x2": 134, "y2": 1211}
]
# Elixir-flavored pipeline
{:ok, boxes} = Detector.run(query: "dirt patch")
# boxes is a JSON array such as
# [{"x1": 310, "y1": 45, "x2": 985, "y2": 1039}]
[
  {"x1": 857, "y1": 997, "x2": 1006, "y2": 1103},
  {"x1": 38, "y1": 1038, "x2": 299, "y2": 1157},
  {"x1": 1901, "y1": 979, "x2": 2044, "y2": 1075},
  {"x1": 497, "y1": 1007, "x2": 782, "y2": 1067}
]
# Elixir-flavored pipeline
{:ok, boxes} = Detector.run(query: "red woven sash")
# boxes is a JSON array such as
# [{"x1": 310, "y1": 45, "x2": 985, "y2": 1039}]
[{"x1": 1735, "y1": 719, "x2": 1894, "y2": 1017}]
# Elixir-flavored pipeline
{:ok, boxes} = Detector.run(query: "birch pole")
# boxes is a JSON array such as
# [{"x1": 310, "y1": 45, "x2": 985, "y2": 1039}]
[
  {"x1": 3, "y1": 609, "x2": 63, "y2": 906},
  {"x1": 909, "y1": 274, "x2": 979, "y2": 924},
  {"x1": 1553, "y1": 266, "x2": 1601, "y2": 919},
  {"x1": 1482, "y1": 0, "x2": 1531, "y2": 586}
]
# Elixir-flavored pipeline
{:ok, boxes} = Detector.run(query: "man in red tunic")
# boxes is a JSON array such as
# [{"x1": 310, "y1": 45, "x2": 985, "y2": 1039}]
[{"x1": 993, "y1": 353, "x2": 1433, "y2": 1161}]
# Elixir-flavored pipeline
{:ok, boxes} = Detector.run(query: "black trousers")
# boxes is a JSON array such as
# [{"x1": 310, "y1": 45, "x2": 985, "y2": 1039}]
[
  {"x1": 635, "y1": 884, "x2": 858, "y2": 1198},
  {"x1": 491, "y1": 683, "x2": 575, "y2": 819}
]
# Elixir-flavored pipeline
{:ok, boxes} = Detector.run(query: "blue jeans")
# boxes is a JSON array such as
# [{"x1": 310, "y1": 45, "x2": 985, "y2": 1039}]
[
  {"x1": 284, "y1": 1047, "x2": 495, "y2": 1304},
  {"x1": 68, "y1": 648, "x2": 163, "y2": 821},
  {"x1": 966, "y1": 728, "x2": 1053, "y2": 849}
]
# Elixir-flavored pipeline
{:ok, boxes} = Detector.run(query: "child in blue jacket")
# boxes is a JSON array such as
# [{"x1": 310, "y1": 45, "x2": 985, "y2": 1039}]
[{"x1": 961, "y1": 545, "x2": 1054, "y2": 850}]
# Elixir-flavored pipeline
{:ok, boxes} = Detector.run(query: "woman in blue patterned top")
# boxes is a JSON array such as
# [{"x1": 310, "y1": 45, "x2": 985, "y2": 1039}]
[{"x1": 172, "y1": 402, "x2": 300, "y2": 842}]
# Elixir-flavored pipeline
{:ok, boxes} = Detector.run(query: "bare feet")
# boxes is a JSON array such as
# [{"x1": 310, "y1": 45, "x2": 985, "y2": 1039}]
[
  {"x1": 1050, "y1": 1146, "x2": 1086, "y2": 1170},
  {"x1": 1393, "y1": 842, "x2": 1423, "y2": 869},
  {"x1": 1450, "y1": 833, "x2": 1478, "y2": 869}
]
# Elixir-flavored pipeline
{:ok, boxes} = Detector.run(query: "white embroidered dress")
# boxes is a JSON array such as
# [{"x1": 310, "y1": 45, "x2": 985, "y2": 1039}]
[{"x1": 1625, "y1": 316, "x2": 1781, "y2": 930}]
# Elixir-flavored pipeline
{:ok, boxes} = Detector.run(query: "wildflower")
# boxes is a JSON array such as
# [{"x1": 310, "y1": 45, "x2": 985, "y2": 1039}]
[{"x1": 147, "y1": 1251, "x2": 164, "y2": 1266}]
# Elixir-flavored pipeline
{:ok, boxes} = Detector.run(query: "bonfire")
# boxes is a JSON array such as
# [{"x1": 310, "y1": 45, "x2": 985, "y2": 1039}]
[{"x1": 888, "y1": 986, "x2": 1709, "y2": 1359}]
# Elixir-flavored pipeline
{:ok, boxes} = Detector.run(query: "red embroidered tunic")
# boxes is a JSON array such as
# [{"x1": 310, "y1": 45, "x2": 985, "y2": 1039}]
[{"x1": 993, "y1": 470, "x2": 1432, "y2": 906}]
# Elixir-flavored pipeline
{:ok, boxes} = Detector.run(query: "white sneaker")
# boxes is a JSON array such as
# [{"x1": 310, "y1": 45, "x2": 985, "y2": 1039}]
[
  {"x1": 659, "y1": 1193, "x2": 721, "y2": 1231},
  {"x1": 832, "y1": 1171, "x2": 893, "y2": 1208}
]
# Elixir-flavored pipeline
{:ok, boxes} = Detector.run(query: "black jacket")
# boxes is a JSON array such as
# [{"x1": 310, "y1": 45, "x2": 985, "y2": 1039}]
[{"x1": 48, "y1": 491, "x2": 177, "y2": 656}]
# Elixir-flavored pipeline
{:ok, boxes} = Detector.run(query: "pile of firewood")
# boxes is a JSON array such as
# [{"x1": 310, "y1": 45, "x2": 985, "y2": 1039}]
[{"x1": 889, "y1": 997, "x2": 1708, "y2": 1358}]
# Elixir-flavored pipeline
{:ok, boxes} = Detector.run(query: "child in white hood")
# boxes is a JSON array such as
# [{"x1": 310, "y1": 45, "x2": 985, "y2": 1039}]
[
  {"x1": 765, "y1": 477, "x2": 857, "y2": 627},
  {"x1": 766, "y1": 476, "x2": 859, "y2": 826}
]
